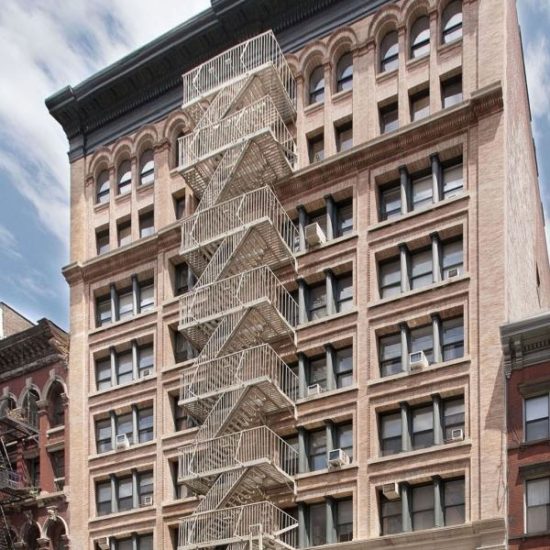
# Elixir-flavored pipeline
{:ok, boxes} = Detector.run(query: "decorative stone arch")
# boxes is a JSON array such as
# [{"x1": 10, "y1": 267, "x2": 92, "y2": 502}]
[
  {"x1": 42, "y1": 375, "x2": 67, "y2": 403},
  {"x1": 402, "y1": 0, "x2": 432, "y2": 32},
  {"x1": 327, "y1": 28, "x2": 358, "y2": 93},
  {"x1": 163, "y1": 111, "x2": 193, "y2": 170},
  {"x1": 19, "y1": 513, "x2": 43, "y2": 550},
  {"x1": 367, "y1": 4, "x2": 402, "y2": 43},
  {"x1": 42, "y1": 508, "x2": 69, "y2": 550},
  {"x1": 18, "y1": 383, "x2": 42, "y2": 407},
  {"x1": 42, "y1": 375, "x2": 67, "y2": 428},
  {"x1": 134, "y1": 124, "x2": 159, "y2": 158},
  {"x1": 299, "y1": 43, "x2": 328, "y2": 78},
  {"x1": 284, "y1": 53, "x2": 299, "y2": 79},
  {"x1": 111, "y1": 138, "x2": 134, "y2": 170}
]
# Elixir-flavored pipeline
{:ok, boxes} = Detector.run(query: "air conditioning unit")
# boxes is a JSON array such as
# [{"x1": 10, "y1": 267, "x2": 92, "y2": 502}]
[
  {"x1": 115, "y1": 434, "x2": 130, "y2": 450},
  {"x1": 305, "y1": 223, "x2": 326, "y2": 246},
  {"x1": 97, "y1": 538, "x2": 110, "y2": 550},
  {"x1": 449, "y1": 428, "x2": 464, "y2": 442},
  {"x1": 409, "y1": 351, "x2": 429, "y2": 371},
  {"x1": 446, "y1": 267, "x2": 461, "y2": 279},
  {"x1": 141, "y1": 495, "x2": 153, "y2": 507},
  {"x1": 141, "y1": 368, "x2": 153, "y2": 378},
  {"x1": 382, "y1": 482, "x2": 400, "y2": 501},
  {"x1": 328, "y1": 448, "x2": 350, "y2": 468},
  {"x1": 307, "y1": 384, "x2": 321, "y2": 396}
]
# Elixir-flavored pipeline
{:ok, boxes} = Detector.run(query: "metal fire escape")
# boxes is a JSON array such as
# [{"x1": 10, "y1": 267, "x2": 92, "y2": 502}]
[{"x1": 176, "y1": 31, "x2": 299, "y2": 550}]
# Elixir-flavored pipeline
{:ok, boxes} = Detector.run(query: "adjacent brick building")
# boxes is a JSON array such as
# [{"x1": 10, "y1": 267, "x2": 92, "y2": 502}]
[
  {"x1": 0, "y1": 308, "x2": 69, "y2": 548},
  {"x1": 46, "y1": 0, "x2": 549, "y2": 548}
]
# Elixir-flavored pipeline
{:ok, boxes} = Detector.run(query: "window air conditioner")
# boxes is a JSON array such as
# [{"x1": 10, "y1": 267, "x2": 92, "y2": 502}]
[
  {"x1": 382, "y1": 482, "x2": 400, "y2": 501},
  {"x1": 115, "y1": 434, "x2": 130, "y2": 450},
  {"x1": 141, "y1": 368, "x2": 153, "y2": 378},
  {"x1": 450, "y1": 428, "x2": 464, "y2": 442},
  {"x1": 409, "y1": 350, "x2": 429, "y2": 371},
  {"x1": 446, "y1": 267, "x2": 461, "y2": 279},
  {"x1": 141, "y1": 495, "x2": 153, "y2": 507},
  {"x1": 305, "y1": 223, "x2": 326, "y2": 246},
  {"x1": 97, "y1": 538, "x2": 110, "y2": 550},
  {"x1": 328, "y1": 448, "x2": 350, "y2": 468},
  {"x1": 307, "y1": 384, "x2": 322, "y2": 396}
]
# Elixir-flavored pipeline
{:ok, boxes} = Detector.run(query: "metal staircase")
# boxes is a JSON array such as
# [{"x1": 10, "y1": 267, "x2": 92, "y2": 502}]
[{"x1": 177, "y1": 31, "x2": 298, "y2": 550}]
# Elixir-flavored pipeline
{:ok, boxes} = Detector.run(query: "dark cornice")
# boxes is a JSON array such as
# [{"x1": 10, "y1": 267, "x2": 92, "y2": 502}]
[{"x1": 46, "y1": 0, "x2": 395, "y2": 161}]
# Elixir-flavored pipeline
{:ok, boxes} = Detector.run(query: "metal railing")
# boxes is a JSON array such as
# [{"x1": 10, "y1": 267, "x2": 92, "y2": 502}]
[
  {"x1": 178, "y1": 96, "x2": 296, "y2": 170},
  {"x1": 179, "y1": 266, "x2": 297, "y2": 329},
  {"x1": 178, "y1": 501, "x2": 298, "y2": 550},
  {"x1": 181, "y1": 186, "x2": 297, "y2": 254},
  {"x1": 0, "y1": 469, "x2": 24, "y2": 491},
  {"x1": 182, "y1": 30, "x2": 296, "y2": 109},
  {"x1": 179, "y1": 426, "x2": 298, "y2": 480},
  {"x1": 197, "y1": 387, "x2": 247, "y2": 442},
  {"x1": 181, "y1": 344, "x2": 298, "y2": 403}
]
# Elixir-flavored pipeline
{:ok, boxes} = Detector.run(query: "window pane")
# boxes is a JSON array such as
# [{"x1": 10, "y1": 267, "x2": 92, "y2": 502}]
[
  {"x1": 139, "y1": 534, "x2": 154, "y2": 550},
  {"x1": 118, "y1": 222, "x2": 131, "y2": 247},
  {"x1": 309, "y1": 503, "x2": 326, "y2": 546},
  {"x1": 118, "y1": 539, "x2": 133, "y2": 550},
  {"x1": 117, "y1": 351, "x2": 134, "y2": 385},
  {"x1": 309, "y1": 430, "x2": 327, "y2": 471},
  {"x1": 97, "y1": 481, "x2": 112, "y2": 515},
  {"x1": 411, "y1": 249, "x2": 433, "y2": 289},
  {"x1": 97, "y1": 297, "x2": 111, "y2": 327},
  {"x1": 96, "y1": 170, "x2": 110, "y2": 204},
  {"x1": 442, "y1": 317, "x2": 464, "y2": 361},
  {"x1": 140, "y1": 212, "x2": 155, "y2": 238},
  {"x1": 336, "y1": 123, "x2": 353, "y2": 152},
  {"x1": 309, "y1": 66, "x2": 325, "y2": 104},
  {"x1": 139, "y1": 345, "x2": 154, "y2": 375},
  {"x1": 336, "y1": 275, "x2": 353, "y2": 312},
  {"x1": 337, "y1": 423, "x2": 353, "y2": 460},
  {"x1": 175, "y1": 263, "x2": 190, "y2": 296},
  {"x1": 411, "y1": 92, "x2": 430, "y2": 121},
  {"x1": 412, "y1": 484, "x2": 434, "y2": 530},
  {"x1": 97, "y1": 230, "x2": 110, "y2": 255},
  {"x1": 381, "y1": 413, "x2": 401, "y2": 456},
  {"x1": 140, "y1": 283, "x2": 155, "y2": 312},
  {"x1": 308, "y1": 135, "x2": 325, "y2": 163},
  {"x1": 380, "y1": 259, "x2": 401, "y2": 298},
  {"x1": 96, "y1": 358, "x2": 111, "y2": 391},
  {"x1": 118, "y1": 161, "x2": 132, "y2": 194},
  {"x1": 117, "y1": 413, "x2": 134, "y2": 444},
  {"x1": 139, "y1": 407, "x2": 154, "y2": 443},
  {"x1": 444, "y1": 478, "x2": 465, "y2": 526},
  {"x1": 526, "y1": 395, "x2": 550, "y2": 441},
  {"x1": 443, "y1": 162, "x2": 464, "y2": 198},
  {"x1": 335, "y1": 347, "x2": 353, "y2": 388},
  {"x1": 118, "y1": 291, "x2": 134, "y2": 320},
  {"x1": 96, "y1": 419, "x2": 112, "y2": 453},
  {"x1": 381, "y1": 498, "x2": 402, "y2": 535},
  {"x1": 442, "y1": 76, "x2": 463, "y2": 108},
  {"x1": 140, "y1": 150, "x2": 155, "y2": 186},
  {"x1": 442, "y1": 1, "x2": 463, "y2": 43},
  {"x1": 443, "y1": 397, "x2": 465, "y2": 440},
  {"x1": 336, "y1": 499, "x2": 353, "y2": 541},
  {"x1": 309, "y1": 356, "x2": 326, "y2": 389},
  {"x1": 381, "y1": 186, "x2": 401, "y2": 220},
  {"x1": 411, "y1": 17, "x2": 430, "y2": 58},
  {"x1": 117, "y1": 476, "x2": 133, "y2": 511},
  {"x1": 412, "y1": 175, "x2": 433, "y2": 209},
  {"x1": 308, "y1": 284, "x2": 327, "y2": 320},
  {"x1": 380, "y1": 334, "x2": 402, "y2": 376},
  {"x1": 380, "y1": 31, "x2": 399, "y2": 72},
  {"x1": 442, "y1": 240, "x2": 464, "y2": 278},
  {"x1": 336, "y1": 53, "x2": 353, "y2": 92},
  {"x1": 412, "y1": 406, "x2": 433, "y2": 449},
  {"x1": 380, "y1": 104, "x2": 399, "y2": 134},
  {"x1": 410, "y1": 325, "x2": 434, "y2": 363}
]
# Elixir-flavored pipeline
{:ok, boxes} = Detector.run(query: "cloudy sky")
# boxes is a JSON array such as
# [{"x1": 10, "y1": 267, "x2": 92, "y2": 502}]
[{"x1": 0, "y1": 0, "x2": 548, "y2": 330}]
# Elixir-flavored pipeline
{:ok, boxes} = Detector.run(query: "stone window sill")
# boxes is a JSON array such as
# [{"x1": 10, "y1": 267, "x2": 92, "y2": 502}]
[{"x1": 368, "y1": 439, "x2": 471, "y2": 466}]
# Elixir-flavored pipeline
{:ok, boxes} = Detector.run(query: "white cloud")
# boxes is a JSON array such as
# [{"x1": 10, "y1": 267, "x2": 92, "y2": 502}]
[{"x1": 0, "y1": 224, "x2": 21, "y2": 260}]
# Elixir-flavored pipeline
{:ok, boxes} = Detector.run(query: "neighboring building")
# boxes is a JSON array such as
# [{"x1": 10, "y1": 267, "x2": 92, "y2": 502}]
[
  {"x1": 0, "y1": 308, "x2": 69, "y2": 548},
  {"x1": 502, "y1": 312, "x2": 550, "y2": 550},
  {"x1": 0, "y1": 303, "x2": 33, "y2": 341},
  {"x1": 46, "y1": 0, "x2": 549, "y2": 549}
]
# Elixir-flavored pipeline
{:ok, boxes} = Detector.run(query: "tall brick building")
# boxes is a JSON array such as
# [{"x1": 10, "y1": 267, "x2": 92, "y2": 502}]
[{"x1": 46, "y1": 0, "x2": 549, "y2": 548}]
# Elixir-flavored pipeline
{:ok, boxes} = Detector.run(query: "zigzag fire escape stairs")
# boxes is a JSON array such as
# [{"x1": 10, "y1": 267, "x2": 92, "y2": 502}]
[{"x1": 176, "y1": 31, "x2": 299, "y2": 550}]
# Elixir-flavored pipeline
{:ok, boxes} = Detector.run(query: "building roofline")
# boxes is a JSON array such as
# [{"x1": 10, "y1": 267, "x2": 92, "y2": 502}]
[{"x1": 0, "y1": 302, "x2": 35, "y2": 328}]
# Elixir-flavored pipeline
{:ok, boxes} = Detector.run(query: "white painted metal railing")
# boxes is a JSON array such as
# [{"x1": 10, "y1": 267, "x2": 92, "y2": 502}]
[
  {"x1": 181, "y1": 344, "x2": 298, "y2": 403},
  {"x1": 178, "y1": 96, "x2": 296, "y2": 170},
  {"x1": 178, "y1": 501, "x2": 298, "y2": 550},
  {"x1": 197, "y1": 387, "x2": 247, "y2": 442},
  {"x1": 179, "y1": 266, "x2": 297, "y2": 329},
  {"x1": 182, "y1": 30, "x2": 296, "y2": 109},
  {"x1": 179, "y1": 426, "x2": 298, "y2": 479}
]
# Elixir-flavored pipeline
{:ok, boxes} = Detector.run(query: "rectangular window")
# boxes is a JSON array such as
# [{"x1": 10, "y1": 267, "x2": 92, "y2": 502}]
[
  {"x1": 118, "y1": 289, "x2": 134, "y2": 320},
  {"x1": 117, "y1": 413, "x2": 134, "y2": 445},
  {"x1": 139, "y1": 281, "x2": 154, "y2": 312},
  {"x1": 96, "y1": 229, "x2": 110, "y2": 256},
  {"x1": 411, "y1": 173, "x2": 433, "y2": 209},
  {"x1": 336, "y1": 121, "x2": 353, "y2": 152},
  {"x1": 139, "y1": 471, "x2": 154, "y2": 506},
  {"x1": 411, "y1": 406, "x2": 433, "y2": 450},
  {"x1": 175, "y1": 195, "x2": 186, "y2": 220},
  {"x1": 175, "y1": 263, "x2": 191, "y2": 296},
  {"x1": 308, "y1": 209, "x2": 328, "y2": 238},
  {"x1": 443, "y1": 478, "x2": 465, "y2": 526},
  {"x1": 116, "y1": 350, "x2": 133, "y2": 385},
  {"x1": 336, "y1": 423, "x2": 353, "y2": 461},
  {"x1": 336, "y1": 201, "x2": 353, "y2": 237},
  {"x1": 410, "y1": 324, "x2": 434, "y2": 363},
  {"x1": 380, "y1": 102, "x2": 398, "y2": 134},
  {"x1": 117, "y1": 538, "x2": 133, "y2": 550},
  {"x1": 442, "y1": 160, "x2": 464, "y2": 199},
  {"x1": 442, "y1": 317, "x2": 465, "y2": 361},
  {"x1": 379, "y1": 258, "x2": 401, "y2": 298},
  {"x1": 96, "y1": 480, "x2": 112, "y2": 516},
  {"x1": 525, "y1": 394, "x2": 550, "y2": 442},
  {"x1": 138, "y1": 344, "x2": 154, "y2": 377},
  {"x1": 336, "y1": 499, "x2": 353, "y2": 542},
  {"x1": 139, "y1": 211, "x2": 155, "y2": 238},
  {"x1": 380, "y1": 184, "x2": 401, "y2": 221},
  {"x1": 117, "y1": 476, "x2": 133, "y2": 512},
  {"x1": 380, "y1": 412, "x2": 401, "y2": 456},
  {"x1": 308, "y1": 429, "x2": 327, "y2": 471},
  {"x1": 308, "y1": 283, "x2": 327, "y2": 320},
  {"x1": 138, "y1": 535, "x2": 153, "y2": 550},
  {"x1": 174, "y1": 331, "x2": 197, "y2": 364},
  {"x1": 96, "y1": 419, "x2": 112, "y2": 454},
  {"x1": 443, "y1": 397, "x2": 465, "y2": 440},
  {"x1": 526, "y1": 477, "x2": 550, "y2": 533},
  {"x1": 335, "y1": 347, "x2": 353, "y2": 388},
  {"x1": 410, "y1": 90, "x2": 430, "y2": 122},
  {"x1": 138, "y1": 407, "x2": 154, "y2": 443},
  {"x1": 284, "y1": 435, "x2": 299, "y2": 474},
  {"x1": 96, "y1": 357, "x2": 111, "y2": 391},
  {"x1": 442, "y1": 239, "x2": 464, "y2": 279},
  {"x1": 118, "y1": 221, "x2": 132, "y2": 247},
  {"x1": 336, "y1": 275, "x2": 353, "y2": 313},
  {"x1": 96, "y1": 295, "x2": 112, "y2": 327},
  {"x1": 50, "y1": 450, "x2": 65, "y2": 480},
  {"x1": 308, "y1": 134, "x2": 325, "y2": 164},
  {"x1": 308, "y1": 503, "x2": 327, "y2": 546},
  {"x1": 442, "y1": 75, "x2": 463, "y2": 109},
  {"x1": 410, "y1": 248, "x2": 433, "y2": 289},
  {"x1": 381, "y1": 495, "x2": 402, "y2": 535},
  {"x1": 411, "y1": 484, "x2": 435, "y2": 530},
  {"x1": 379, "y1": 333, "x2": 402, "y2": 377},
  {"x1": 308, "y1": 356, "x2": 327, "y2": 390}
]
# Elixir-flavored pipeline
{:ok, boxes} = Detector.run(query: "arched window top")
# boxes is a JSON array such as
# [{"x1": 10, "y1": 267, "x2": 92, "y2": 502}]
[
  {"x1": 336, "y1": 53, "x2": 353, "y2": 92},
  {"x1": 96, "y1": 170, "x2": 110, "y2": 205},
  {"x1": 308, "y1": 65, "x2": 325, "y2": 105},
  {"x1": 0, "y1": 396, "x2": 16, "y2": 417},
  {"x1": 140, "y1": 149, "x2": 155, "y2": 186},
  {"x1": 410, "y1": 16, "x2": 430, "y2": 59},
  {"x1": 117, "y1": 159, "x2": 132, "y2": 195},
  {"x1": 22, "y1": 389, "x2": 39, "y2": 428},
  {"x1": 47, "y1": 381, "x2": 65, "y2": 428},
  {"x1": 380, "y1": 31, "x2": 399, "y2": 73},
  {"x1": 442, "y1": 1, "x2": 463, "y2": 44}
]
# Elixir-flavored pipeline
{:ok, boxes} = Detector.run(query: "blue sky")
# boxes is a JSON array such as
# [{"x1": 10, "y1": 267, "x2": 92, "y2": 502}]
[{"x1": 0, "y1": 0, "x2": 548, "y2": 330}]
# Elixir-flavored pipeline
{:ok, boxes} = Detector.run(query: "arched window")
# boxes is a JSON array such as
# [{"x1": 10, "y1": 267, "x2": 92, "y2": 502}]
[
  {"x1": 48, "y1": 382, "x2": 65, "y2": 428},
  {"x1": 410, "y1": 16, "x2": 430, "y2": 59},
  {"x1": 336, "y1": 53, "x2": 353, "y2": 92},
  {"x1": 0, "y1": 396, "x2": 16, "y2": 417},
  {"x1": 22, "y1": 522, "x2": 40, "y2": 550},
  {"x1": 139, "y1": 149, "x2": 155, "y2": 186},
  {"x1": 308, "y1": 66, "x2": 325, "y2": 105},
  {"x1": 174, "y1": 130, "x2": 186, "y2": 168},
  {"x1": 96, "y1": 170, "x2": 110, "y2": 205},
  {"x1": 117, "y1": 160, "x2": 132, "y2": 195},
  {"x1": 380, "y1": 31, "x2": 399, "y2": 73},
  {"x1": 442, "y1": 1, "x2": 463, "y2": 44},
  {"x1": 22, "y1": 389, "x2": 39, "y2": 429},
  {"x1": 45, "y1": 518, "x2": 66, "y2": 550}
]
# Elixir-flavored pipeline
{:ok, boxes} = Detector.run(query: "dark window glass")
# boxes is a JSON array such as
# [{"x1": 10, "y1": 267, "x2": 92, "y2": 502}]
[
  {"x1": 96, "y1": 419, "x2": 112, "y2": 454},
  {"x1": 118, "y1": 289, "x2": 134, "y2": 320},
  {"x1": 117, "y1": 476, "x2": 133, "y2": 512},
  {"x1": 410, "y1": 248, "x2": 433, "y2": 289},
  {"x1": 140, "y1": 149, "x2": 155, "y2": 186},
  {"x1": 336, "y1": 423, "x2": 353, "y2": 460},
  {"x1": 96, "y1": 170, "x2": 110, "y2": 204},
  {"x1": 379, "y1": 258, "x2": 401, "y2": 298},
  {"x1": 308, "y1": 430, "x2": 327, "y2": 471},
  {"x1": 336, "y1": 201, "x2": 353, "y2": 236},
  {"x1": 410, "y1": 16, "x2": 430, "y2": 58},
  {"x1": 118, "y1": 160, "x2": 132, "y2": 195},
  {"x1": 284, "y1": 435, "x2": 299, "y2": 474},
  {"x1": 117, "y1": 538, "x2": 133, "y2": 550},
  {"x1": 96, "y1": 357, "x2": 111, "y2": 391},
  {"x1": 381, "y1": 495, "x2": 402, "y2": 535},
  {"x1": 411, "y1": 406, "x2": 433, "y2": 449},
  {"x1": 380, "y1": 103, "x2": 399, "y2": 134},
  {"x1": 309, "y1": 66, "x2": 325, "y2": 105},
  {"x1": 442, "y1": 0, "x2": 463, "y2": 44},
  {"x1": 138, "y1": 407, "x2": 154, "y2": 443},
  {"x1": 442, "y1": 317, "x2": 464, "y2": 361},
  {"x1": 96, "y1": 229, "x2": 110, "y2": 256},
  {"x1": 380, "y1": 412, "x2": 401, "y2": 456},
  {"x1": 96, "y1": 295, "x2": 111, "y2": 327},
  {"x1": 442, "y1": 75, "x2": 463, "y2": 108},
  {"x1": 443, "y1": 397, "x2": 465, "y2": 440},
  {"x1": 526, "y1": 477, "x2": 550, "y2": 533},
  {"x1": 336, "y1": 275, "x2": 353, "y2": 313},
  {"x1": 442, "y1": 239, "x2": 464, "y2": 279},
  {"x1": 410, "y1": 90, "x2": 430, "y2": 122},
  {"x1": 308, "y1": 134, "x2": 325, "y2": 164},
  {"x1": 336, "y1": 498, "x2": 353, "y2": 541},
  {"x1": 442, "y1": 160, "x2": 464, "y2": 199},
  {"x1": 174, "y1": 331, "x2": 197, "y2": 364},
  {"x1": 380, "y1": 184, "x2": 401, "y2": 220},
  {"x1": 139, "y1": 471, "x2": 154, "y2": 506},
  {"x1": 117, "y1": 413, "x2": 134, "y2": 445},
  {"x1": 336, "y1": 53, "x2": 353, "y2": 92},
  {"x1": 412, "y1": 484, "x2": 435, "y2": 530},
  {"x1": 380, "y1": 333, "x2": 402, "y2": 377},
  {"x1": 308, "y1": 283, "x2": 327, "y2": 320},
  {"x1": 380, "y1": 31, "x2": 399, "y2": 72},
  {"x1": 308, "y1": 355, "x2": 327, "y2": 390},
  {"x1": 175, "y1": 195, "x2": 186, "y2": 220},
  {"x1": 443, "y1": 478, "x2": 465, "y2": 526},
  {"x1": 411, "y1": 172, "x2": 433, "y2": 209},
  {"x1": 139, "y1": 211, "x2": 155, "y2": 238},
  {"x1": 336, "y1": 121, "x2": 353, "y2": 152},
  {"x1": 96, "y1": 480, "x2": 112, "y2": 516},
  {"x1": 175, "y1": 263, "x2": 194, "y2": 296},
  {"x1": 335, "y1": 347, "x2": 353, "y2": 388},
  {"x1": 525, "y1": 395, "x2": 550, "y2": 442},
  {"x1": 308, "y1": 503, "x2": 327, "y2": 546},
  {"x1": 116, "y1": 350, "x2": 133, "y2": 385},
  {"x1": 139, "y1": 281, "x2": 155, "y2": 312},
  {"x1": 138, "y1": 534, "x2": 154, "y2": 550},
  {"x1": 410, "y1": 325, "x2": 434, "y2": 363},
  {"x1": 118, "y1": 221, "x2": 131, "y2": 247},
  {"x1": 138, "y1": 345, "x2": 154, "y2": 377}
]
